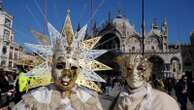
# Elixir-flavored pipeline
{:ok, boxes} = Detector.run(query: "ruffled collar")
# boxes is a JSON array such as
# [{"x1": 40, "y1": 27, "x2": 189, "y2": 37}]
[
  {"x1": 124, "y1": 83, "x2": 152, "y2": 110},
  {"x1": 127, "y1": 84, "x2": 147, "y2": 94}
]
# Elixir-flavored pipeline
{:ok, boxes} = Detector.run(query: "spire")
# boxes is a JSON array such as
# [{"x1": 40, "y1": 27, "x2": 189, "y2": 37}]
[
  {"x1": 161, "y1": 17, "x2": 168, "y2": 36},
  {"x1": 77, "y1": 23, "x2": 81, "y2": 32},
  {"x1": 163, "y1": 17, "x2": 168, "y2": 26},
  {"x1": 67, "y1": 9, "x2": 70, "y2": 14},
  {"x1": 93, "y1": 21, "x2": 97, "y2": 35},
  {"x1": 161, "y1": 17, "x2": 168, "y2": 51},
  {"x1": 0, "y1": 0, "x2": 4, "y2": 11},
  {"x1": 116, "y1": 8, "x2": 124, "y2": 18}
]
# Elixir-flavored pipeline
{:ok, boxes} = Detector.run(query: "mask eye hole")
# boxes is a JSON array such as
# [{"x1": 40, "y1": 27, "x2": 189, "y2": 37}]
[
  {"x1": 56, "y1": 62, "x2": 66, "y2": 70},
  {"x1": 127, "y1": 67, "x2": 132, "y2": 71},
  {"x1": 71, "y1": 66, "x2": 77, "y2": 70},
  {"x1": 137, "y1": 65, "x2": 145, "y2": 71}
]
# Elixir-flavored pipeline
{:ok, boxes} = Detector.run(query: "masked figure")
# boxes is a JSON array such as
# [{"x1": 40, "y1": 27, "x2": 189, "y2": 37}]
[
  {"x1": 12, "y1": 10, "x2": 111, "y2": 110},
  {"x1": 113, "y1": 55, "x2": 180, "y2": 110}
]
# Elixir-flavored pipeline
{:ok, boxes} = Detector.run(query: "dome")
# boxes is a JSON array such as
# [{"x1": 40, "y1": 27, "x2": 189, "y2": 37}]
[{"x1": 113, "y1": 14, "x2": 136, "y2": 34}]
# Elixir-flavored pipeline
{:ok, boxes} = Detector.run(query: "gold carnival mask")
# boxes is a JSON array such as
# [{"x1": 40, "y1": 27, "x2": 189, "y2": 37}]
[
  {"x1": 52, "y1": 50, "x2": 78, "y2": 91},
  {"x1": 116, "y1": 55, "x2": 152, "y2": 89},
  {"x1": 24, "y1": 10, "x2": 112, "y2": 93}
]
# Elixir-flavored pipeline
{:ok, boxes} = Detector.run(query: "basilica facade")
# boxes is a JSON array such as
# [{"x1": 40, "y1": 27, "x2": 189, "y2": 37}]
[{"x1": 95, "y1": 14, "x2": 183, "y2": 79}]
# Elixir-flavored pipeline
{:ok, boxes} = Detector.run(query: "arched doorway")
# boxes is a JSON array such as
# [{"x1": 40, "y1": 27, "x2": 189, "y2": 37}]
[
  {"x1": 96, "y1": 33, "x2": 120, "y2": 50},
  {"x1": 95, "y1": 32, "x2": 121, "y2": 76},
  {"x1": 170, "y1": 57, "x2": 181, "y2": 79},
  {"x1": 149, "y1": 55, "x2": 165, "y2": 79}
]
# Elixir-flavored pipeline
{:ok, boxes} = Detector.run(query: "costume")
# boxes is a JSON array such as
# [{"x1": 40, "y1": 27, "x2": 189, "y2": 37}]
[
  {"x1": 176, "y1": 76, "x2": 188, "y2": 110},
  {"x1": 113, "y1": 55, "x2": 180, "y2": 110},
  {"x1": 13, "y1": 86, "x2": 102, "y2": 110},
  {"x1": 12, "y1": 10, "x2": 111, "y2": 110},
  {"x1": 188, "y1": 80, "x2": 194, "y2": 110}
]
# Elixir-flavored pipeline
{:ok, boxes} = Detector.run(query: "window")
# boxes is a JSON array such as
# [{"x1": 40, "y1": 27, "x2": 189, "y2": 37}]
[
  {"x1": 9, "y1": 61, "x2": 12, "y2": 67},
  {"x1": 9, "y1": 51, "x2": 13, "y2": 59},
  {"x1": 164, "y1": 64, "x2": 170, "y2": 71},
  {"x1": 5, "y1": 18, "x2": 11, "y2": 27},
  {"x1": 173, "y1": 68, "x2": 176, "y2": 72},
  {"x1": 132, "y1": 46, "x2": 135, "y2": 51},
  {"x1": 3, "y1": 29, "x2": 10, "y2": 41},
  {"x1": 172, "y1": 60, "x2": 179, "y2": 73},
  {"x1": 1, "y1": 60, "x2": 6, "y2": 66},
  {"x1": 14, "y1": 53, "x2": 18, "y2": 60},
  {"x1": 152, "y1": 46, "x2": 155, "y2": 50},
  {"x1": 2, "y1": 46, "x2": 7, "y2": 54}
]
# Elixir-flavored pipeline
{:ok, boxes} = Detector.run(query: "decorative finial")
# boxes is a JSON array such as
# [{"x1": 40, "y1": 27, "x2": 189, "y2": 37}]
[
  {"x1": 67, "y1": 9, "x2": 70, "y2": 14},
  {"x1": 163, "y1": 17, "x2": 167, "y2": 26},
  {"x1": 152, "y1": 18, "x2": 158, "y2": 29}
]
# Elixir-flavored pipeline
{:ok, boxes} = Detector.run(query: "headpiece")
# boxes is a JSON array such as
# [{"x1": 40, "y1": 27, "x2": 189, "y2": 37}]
[{"x1": 24, "y1": 11, "x2": 111, "y2": 92}]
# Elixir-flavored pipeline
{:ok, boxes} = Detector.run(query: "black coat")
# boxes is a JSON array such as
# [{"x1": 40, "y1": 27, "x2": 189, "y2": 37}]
[
  {"x1": 188, "y1": 81, "x2": 194, "y2": 102},
  {"x1": 175, "y1": 80, "x2": 188, "y2": 102}
]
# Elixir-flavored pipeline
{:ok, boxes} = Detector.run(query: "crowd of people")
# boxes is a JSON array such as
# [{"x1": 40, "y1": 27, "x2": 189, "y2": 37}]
[
  {"x1": 153, "y1": 75, "x2": 194, "y2": 110},
  {"x1": 176, "y1": 76, "x2": 194, "y2": 110},
  {"x1": 0, "y1": 73, "x2": 16, "y2": 108},
  {"x1": 98, "y1": 74, "x2": 194, "y2": 110},
  {"x1": 0, "y1": 70, "x2": 194, "y2": 110}
]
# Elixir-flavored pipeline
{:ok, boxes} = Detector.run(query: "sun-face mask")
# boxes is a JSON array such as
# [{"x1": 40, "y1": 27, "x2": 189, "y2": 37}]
[
  {"x1": 52, "y1": 51, "x2": 78, "y2": 91},
  {"x1": 24, "y1": 10, "x2": 112, "y2": 93},
  {"x1": 116, "y1": 55, "x2": 152, "y2": 89}
]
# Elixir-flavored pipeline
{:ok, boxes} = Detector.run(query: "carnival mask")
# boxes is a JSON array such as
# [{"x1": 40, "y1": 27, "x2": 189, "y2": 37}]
[
  {"x1": 24, "y1": 10, "x2": 111, "y2": 93},
  {"x1": 52, "y1": 47, "x2": 78, "y2": 91},
  {"x1": 116, "y1": 55, "x2": 152, "y2": 89}
]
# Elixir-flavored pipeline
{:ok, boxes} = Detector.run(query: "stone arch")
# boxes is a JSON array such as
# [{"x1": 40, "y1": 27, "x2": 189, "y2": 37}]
[
  {"x1": 148, "y1": 55, "x2": 165, "y2": 79},
  {"x1": 170, "y1": 57, "x2": 180, "y2": 63},
  {"x1": 126, "y1": 36, "x2": 141, "y2": 52},
  {"x1": 145, "y1": 35, "x2": 161, "y2": 51},
  {"x1": 97, "y1": 29, "x2": 121, "y2": 51},
  {"x1": 1, "y1": 60, "x2": 6, "y2": 67},
  {"x1": 96, "y1": 30, "x2": 122, "y2": 77},
  {"x1": 170, "y1": 57, "x2": 181, "y2": 78}
]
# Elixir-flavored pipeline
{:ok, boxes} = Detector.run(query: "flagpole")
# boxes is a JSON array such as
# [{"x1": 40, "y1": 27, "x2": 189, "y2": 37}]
[{"x1": 141, "y1": 0, "x2": 145, "y2": 55}]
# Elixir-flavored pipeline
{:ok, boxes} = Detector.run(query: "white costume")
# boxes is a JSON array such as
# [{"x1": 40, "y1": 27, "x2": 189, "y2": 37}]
[
  {"x1": 12, "y1": 86, "x2": 102, "y2": 110},
  {"x1": 114, "y1": 84, "x2": 179, "y2": 110},
  {"x1": 113, "y1": 55, "x2": 180, "y2": 110}
]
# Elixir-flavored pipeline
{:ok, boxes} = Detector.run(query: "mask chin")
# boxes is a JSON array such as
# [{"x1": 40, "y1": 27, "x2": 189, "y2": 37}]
[
  {"x1": 126, "y1": 71, "x2": 144, "y2": 89},
  {"x1": 53, "y1": 69, "x2": 78, "y2": 91},
  {"x1": 127, "y1": 79, "x2": 144, "y2": 89}
]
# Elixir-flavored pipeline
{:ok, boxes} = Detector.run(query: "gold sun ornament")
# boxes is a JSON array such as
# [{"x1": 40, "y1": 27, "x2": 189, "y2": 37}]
[{"x1": 24, "y1": 10, "x2": 111, "y2": 92}]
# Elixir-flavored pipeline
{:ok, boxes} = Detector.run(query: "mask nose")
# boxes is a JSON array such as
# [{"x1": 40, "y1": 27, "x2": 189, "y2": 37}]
[
  {"x1": 62, "y1": 69, "x2": 71, "y2": 75},
  {"x1": 130, "y1": 66, "x2": 139, "y2": 77}
]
